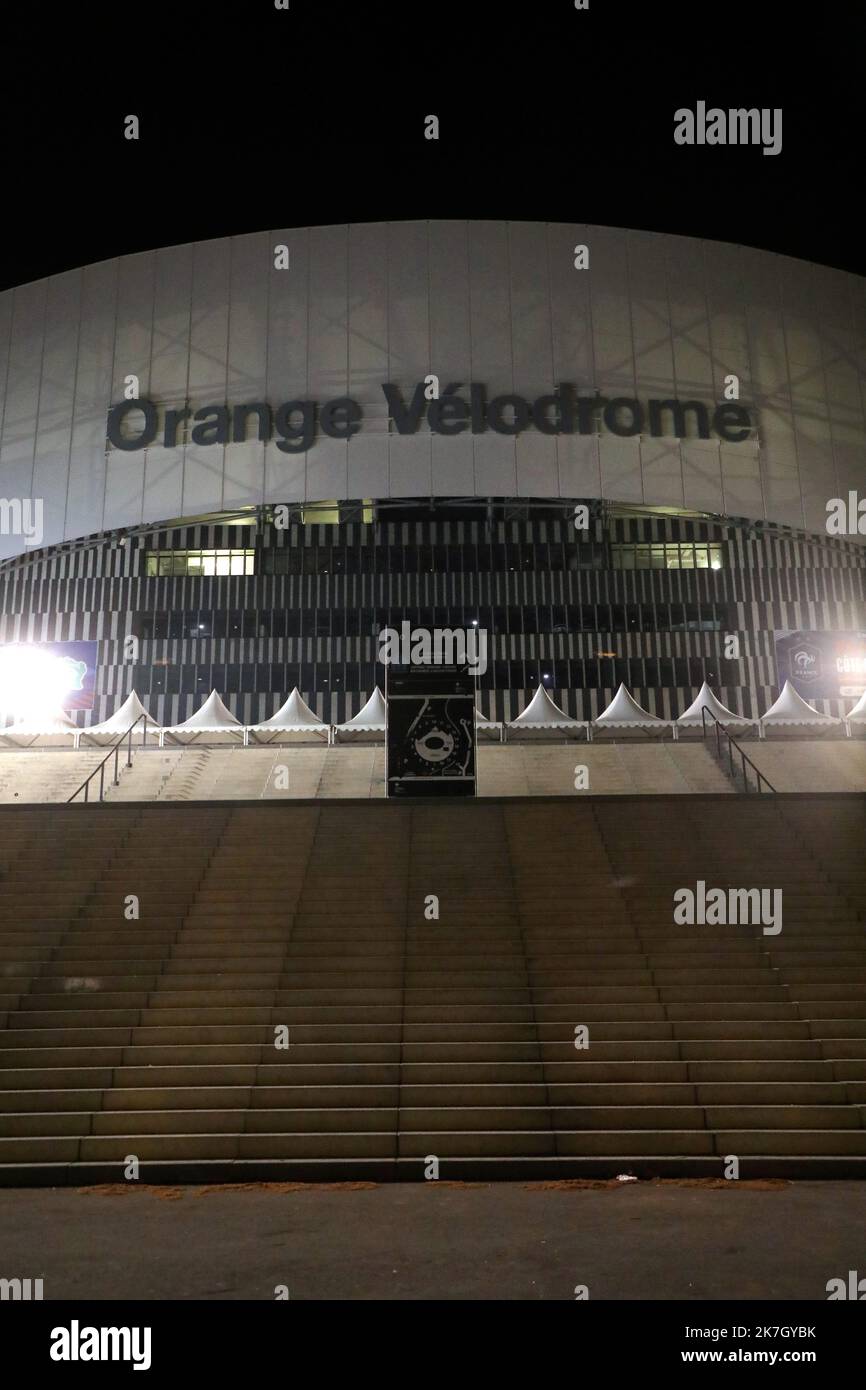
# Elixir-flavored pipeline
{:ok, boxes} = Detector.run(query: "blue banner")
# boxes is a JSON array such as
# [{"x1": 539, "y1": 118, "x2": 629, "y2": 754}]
[{"x1": 774, "y1": 630, "x2": 866, "y2": 701}]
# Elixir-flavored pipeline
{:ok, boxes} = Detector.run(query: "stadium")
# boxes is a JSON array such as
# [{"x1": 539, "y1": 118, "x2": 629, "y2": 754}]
[
  {"x1": 1, "y1": 220, "x2": 865, "y2": 736},
  {"x1": 0, "y1": 221, "x2": 865, "y2": 1187}
]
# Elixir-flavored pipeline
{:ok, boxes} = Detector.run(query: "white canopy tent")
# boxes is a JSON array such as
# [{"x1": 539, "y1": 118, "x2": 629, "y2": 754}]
[
  {"x1": 593, "y1": 683, "x2": 673, "y2": 737},
  {"x1": 246, "y1": 688, "x2": 330, "y2": 745},
  {"x1": 161, "y1": 689, "x2": 245, "y2": 746},
  {"x1": 475, "y1": 707, "x2": 505, "y2": 742},
  {"x1": 676, "y1": 682, "x2": 754, "y2": 732},
  {"x1": 507, "y1": 686, "x2": 589, "y2": 740},
  {"x1": 333, "y1": 687, "x2": 386, "y2": 742},
  {"x1": 0, "y1": 709, "x2": 81, "y2": 748},
  {"x1": 844, "y1": 688, "x2": 866, "y2": 732},
  {"x1": 79, "y1": 690, "x2": 163, "y2": 746},
  {"x1": 759, "y1": 681, "x2": 842, "y2": 738}
]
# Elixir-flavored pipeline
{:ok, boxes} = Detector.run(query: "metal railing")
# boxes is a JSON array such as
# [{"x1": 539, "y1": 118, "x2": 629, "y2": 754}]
[
  {"x1": 700, "y1": 706, "x2": 775, "y2": 794},
  {"x1": 68, "y1": 714, "x2": 150, "y2": 803}
]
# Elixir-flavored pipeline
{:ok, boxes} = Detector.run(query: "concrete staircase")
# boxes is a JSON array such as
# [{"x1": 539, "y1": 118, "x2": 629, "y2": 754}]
[
  {"x1": 0, "y1": 750, "x2": 110, "y2": 803},
  {"x1": 0, "y1": 740, "x2": 733, "y2": 803},
  {"x1": 1, "y1": 796, "x2": 865, "y2": 1183}
]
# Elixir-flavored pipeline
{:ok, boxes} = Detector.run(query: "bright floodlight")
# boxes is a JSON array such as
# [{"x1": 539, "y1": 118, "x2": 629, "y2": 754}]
[{"x1": 0, "y1": 645, "x2": 84, "y2": 723}]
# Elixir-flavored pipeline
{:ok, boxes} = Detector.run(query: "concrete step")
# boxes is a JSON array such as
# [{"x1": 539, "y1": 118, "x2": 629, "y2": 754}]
[{"x1": 1, "y1": 795, "x2": 865, "y2": 1182}]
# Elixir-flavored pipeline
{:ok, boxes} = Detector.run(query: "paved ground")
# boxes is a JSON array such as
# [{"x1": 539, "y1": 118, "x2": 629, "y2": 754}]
[{"x1": 1, "y1": 1179, "x2": 863, "y2": 1300}]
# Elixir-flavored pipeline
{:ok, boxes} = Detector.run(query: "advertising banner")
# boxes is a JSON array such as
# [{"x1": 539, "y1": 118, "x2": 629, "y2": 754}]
[
  {"x1": 0, "y1": 640, "x2": 98, "y2": 714},
  {"x1": 386, "y1": 667, "x2": 476, "y2": 798},
  {"x1": 774, "y1": 630, "x2": 866, "y2": 701}
]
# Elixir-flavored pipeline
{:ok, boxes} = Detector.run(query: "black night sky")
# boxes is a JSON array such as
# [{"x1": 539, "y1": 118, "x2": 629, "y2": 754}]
[{"x1": 2, "y1": 0, "x2": 864, "y2": 290}]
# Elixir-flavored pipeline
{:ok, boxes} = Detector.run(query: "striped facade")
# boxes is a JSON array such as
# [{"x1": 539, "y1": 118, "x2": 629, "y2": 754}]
[{"x1": 1, "y1": 501, "x2": 864, "y2": 728}]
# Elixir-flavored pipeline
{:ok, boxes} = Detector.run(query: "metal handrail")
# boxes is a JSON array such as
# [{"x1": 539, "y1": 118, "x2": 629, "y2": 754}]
[
  {"x1": 700, "y1": 706, "x2": 776, "y2": 794},
  {"x1": 67, "y1": 713, "x2": 150, "y2": 803}
]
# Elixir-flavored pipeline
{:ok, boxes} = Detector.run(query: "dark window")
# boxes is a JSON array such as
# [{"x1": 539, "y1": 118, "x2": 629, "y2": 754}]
[
  {"x1": 699, "y1": 603, "x2": 720, "y2": 630},
  {"x1": 689, "y1": 657, "x2": 706, "y2": 685},
  {"x1": 612, "y1": 659, "x2": 629, "y2": 686}
]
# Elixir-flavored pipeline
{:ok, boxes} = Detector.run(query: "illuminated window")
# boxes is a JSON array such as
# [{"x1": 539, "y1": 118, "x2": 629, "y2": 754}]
[
  {"x1": 611, "y1": 543, "x2": 724, "y2": 570},
  {"x1": 146, "y1": 550, "x2": 255, "y2": 577},
  {"x1": 298, "y1": 500, "x2": 375, "y2": 524}
]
